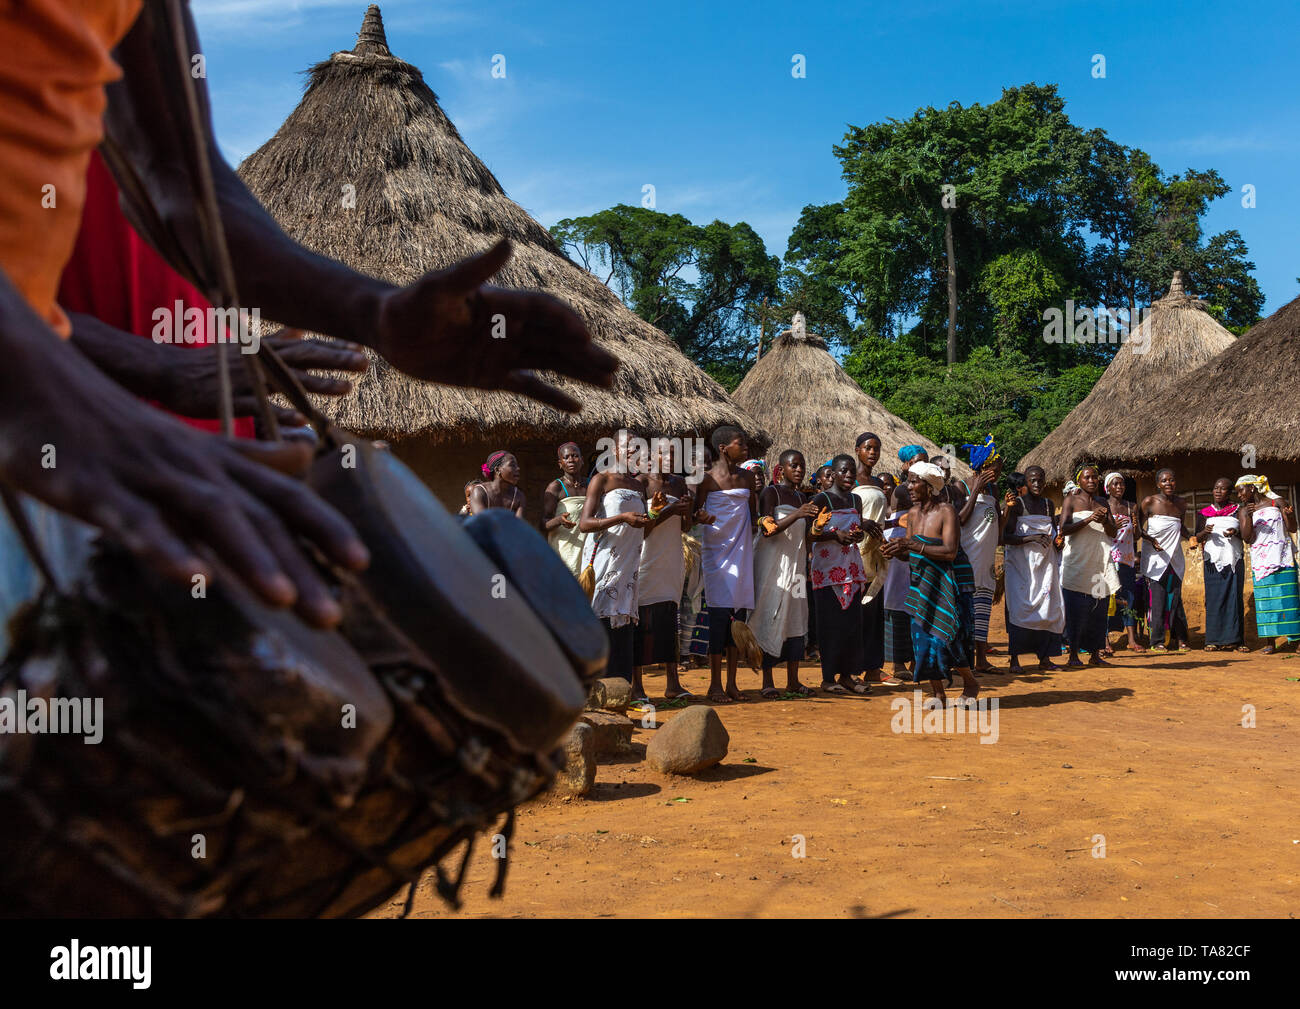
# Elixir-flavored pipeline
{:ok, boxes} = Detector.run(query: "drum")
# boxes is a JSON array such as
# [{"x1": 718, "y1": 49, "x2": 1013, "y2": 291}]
[{"x1": 0, "y1": 470, "x2": 602, "y2": 916}]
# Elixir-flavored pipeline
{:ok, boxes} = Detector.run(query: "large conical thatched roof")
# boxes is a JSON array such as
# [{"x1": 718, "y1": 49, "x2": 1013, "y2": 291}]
[
  {"x1": 237, "y1": 5, "x2": 763, "y2": 447},
  {"x1": 1020, "y1": 272, "x2": 1238, "y2": 482},
  {"x1": 732, "y1": 316, "x2": 969, "y2": 479},
  {"x1": 1122, "y1": 291, "x2": 1300, "y2": 465}
]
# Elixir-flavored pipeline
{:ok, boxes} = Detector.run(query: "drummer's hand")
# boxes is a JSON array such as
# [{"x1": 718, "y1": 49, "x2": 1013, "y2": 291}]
[
  {"x1": 161, "y1": 328, "x2": 368, "y2": 426},
  {"x1": 0, "y1": 321, "x2": 368, "y2": 629},
  {"x1": 373, "y1": 240, "x2": 617, "y2": 411}
]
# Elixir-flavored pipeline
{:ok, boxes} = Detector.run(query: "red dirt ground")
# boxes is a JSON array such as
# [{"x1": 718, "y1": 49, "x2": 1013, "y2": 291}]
[{"x1": 375, "y1": 608, "x2": 1300, "y2": 919}]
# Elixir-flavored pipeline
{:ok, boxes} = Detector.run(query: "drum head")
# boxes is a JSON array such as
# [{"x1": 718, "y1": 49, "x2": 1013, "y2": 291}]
[
  {"x1": 462, "y1": 510, "x2": 607, "y2": 679},
  {"x1": 310, "y1": 440, "x2": 587, "y2": 752}
]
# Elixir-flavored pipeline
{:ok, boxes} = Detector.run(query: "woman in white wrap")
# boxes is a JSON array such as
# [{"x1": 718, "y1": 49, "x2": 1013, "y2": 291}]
[
  {"x1": 579, "y1": 433, "x2": 652, "y2": 682},
  {"x1": 1236, "y1": 474, "x2": 1300, "y2": 653},
  {"x1": 1193, "y1": 477, "x2": 1246, "y2": 651},
  {"x1": 632, "y1": 441, "x2": 694, "y2": 700},
  {"x1": 1059, "y1": 466, "x2": 1118, "y2": 667},
  {"x1": 956, "y1": 452, "x2": 1004, "y2": 671},
  {"x1": 852, "y1": 432, "x2": 889, "y2": 682},
  {"x1": 747, "y1": 450, "x2": 819, "y2": 697},
  {"x1": 1139, "y1": 468, "x2": 1190, "y2": 652},
  {"x1": 1001, "y1": 465, "x2": 1064, "y2": 672},
  {"x1": 540, "y1": 442, "x2": 588, "y2": 579},
  {"x1": 695, "y1": 426, "x2": 759, "y2": 702}
]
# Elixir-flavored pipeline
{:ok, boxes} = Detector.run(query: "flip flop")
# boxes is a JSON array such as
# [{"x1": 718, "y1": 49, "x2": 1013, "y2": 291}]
[
  {"x1": 785, "y1": 684, "x2": 817, "y2": 696},
  {"x1": 1204, "y1": 644, "x2": 1219, "y2": 652},
  {"x1": 822, "y1": 683, "x2": 850, "y2": 695},
  {"x1": 1235, "y1": 646, "x2": 1251, "y2": 653},
  {"x1": 760, "y1": 687, "x2": 781, "y2": 699},
  {"x1": 664, "y1": 690, "x2": 698, "y2": 701}
]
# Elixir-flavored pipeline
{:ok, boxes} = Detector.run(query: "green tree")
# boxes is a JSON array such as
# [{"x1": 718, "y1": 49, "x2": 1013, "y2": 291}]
[{"x1": 551, "y1": 205, "x2": 779, "y2": 382}]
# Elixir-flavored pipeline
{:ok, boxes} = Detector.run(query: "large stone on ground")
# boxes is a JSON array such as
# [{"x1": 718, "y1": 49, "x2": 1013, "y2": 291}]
[
  {"x1": 578, "y1": 710, "x2": 634, "y2": 758},
  {"x1": 586, "y1": 677, "x2": 632, "y2": 714},
  {"x1": 550, "y1": 722, "x2": 596, "y2": 797},
  {"x1": 646, "y1": 706, "x2": 729, "y2": 775}
]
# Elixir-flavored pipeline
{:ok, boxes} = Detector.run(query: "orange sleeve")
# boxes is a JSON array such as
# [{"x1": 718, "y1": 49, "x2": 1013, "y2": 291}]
[{"x1": 0, "y1": 1, "x2": 142, "y2": 337}]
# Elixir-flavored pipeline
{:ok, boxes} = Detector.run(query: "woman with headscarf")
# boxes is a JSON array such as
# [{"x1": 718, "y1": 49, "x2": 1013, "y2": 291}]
[
  {"x1": 1103, "y1": 471, "x2": 1145, "y2": 654},
  {"x1": 1236, "y1": 475, "x2": 1300, "y2": 654},
  {"x1": 880, "y1": 461, "x2": 980, "y2": 702},
  {"x1": 1194, "y1": 477, "x2": 1246, "y2": 652},
  {"x1": 469, "y1": 450, "x2": 526, "y2": 517}
]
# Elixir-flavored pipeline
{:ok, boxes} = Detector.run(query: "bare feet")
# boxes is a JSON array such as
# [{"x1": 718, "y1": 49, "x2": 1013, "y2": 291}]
[
  {"x1": 707, "y1": 688, "x2": 733, "y2": 703},
  {"x1": 725, "y1": 685, "x2": 747, "y2": 702}
]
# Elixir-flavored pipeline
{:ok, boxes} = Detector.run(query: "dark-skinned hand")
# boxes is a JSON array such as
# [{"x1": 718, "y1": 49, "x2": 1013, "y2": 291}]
[
  {"x1": 0, "y1": 314, "x2": 368, "y2": 629},
  {"x1": 374, "y1": 240, "x2": 618, "y2": 410}
]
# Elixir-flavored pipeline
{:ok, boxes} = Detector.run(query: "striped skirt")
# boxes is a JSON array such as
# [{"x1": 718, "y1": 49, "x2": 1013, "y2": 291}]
[
  {"x1": 972, "y1": 587, "x2": 994, "y2": 644},
  {"x1": 1254, "y1": 566, "x2": 1300, "y2": 640},
  {"x1": 884, "y1": 608, "x2": 913, "y2": 664}
]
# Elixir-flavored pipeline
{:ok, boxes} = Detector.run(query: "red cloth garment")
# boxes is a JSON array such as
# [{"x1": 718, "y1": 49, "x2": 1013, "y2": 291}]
[{"x1": 57, "y1": 150, "x2": 255, "y2": 437}]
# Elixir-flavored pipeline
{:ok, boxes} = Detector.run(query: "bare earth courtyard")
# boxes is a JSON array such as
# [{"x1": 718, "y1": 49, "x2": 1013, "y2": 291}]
[{"x1": 373, "y1": 608, "x2": 1300, "y2": 920}]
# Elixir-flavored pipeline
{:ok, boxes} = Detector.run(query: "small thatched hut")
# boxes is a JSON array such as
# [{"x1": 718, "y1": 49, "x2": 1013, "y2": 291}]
[
  {"x1": 237, "y1": 5, "x2": 765, "y2": 516},
  {"x1": 1020, "y1": 272, "x2": 1238, "y2": 498},
  {"x1": 732, "y1": 315, "x2": 969, "y2": 482},
  {"x1": 1113, "y1": 291, "x2": 1300, "y2": 507}
]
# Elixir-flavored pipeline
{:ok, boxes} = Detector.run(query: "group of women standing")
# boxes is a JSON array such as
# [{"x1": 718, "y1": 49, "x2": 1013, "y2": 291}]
[{"x1": 458, "y1": 438, "x2": 1300, "y2": 700}]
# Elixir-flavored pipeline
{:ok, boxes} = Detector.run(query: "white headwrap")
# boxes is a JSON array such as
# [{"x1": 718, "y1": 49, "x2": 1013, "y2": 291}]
[
  {"x1": 1235, "y1": 474, "x2": 1280, "y2": 500},
  {"x1": 909, "y1": 461, "x2": 945, "y2": 492},
  {"x1": 1103, "y1": 471, "x2": 1124, "y2": 492}
]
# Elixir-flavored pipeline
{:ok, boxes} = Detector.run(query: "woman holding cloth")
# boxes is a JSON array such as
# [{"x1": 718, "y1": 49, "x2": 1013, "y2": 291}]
[
  {"x1": 541, "y1": 442, "x2": 588, "y2": 578},
  {"x1": 1138, "y1": 468, "x2": 1191, "y2": 652},
  {"x1": 1194, "y1": 477, "x2": 1246, "y2": 652},
  {"x1": 1236, "y1": 475, "x2": 1300, "y2": 654},
  {"x1": 1059, "y1": 465, "x2": 1118, "y2": 667},
  {"x1": 810, "y1": 455, "x2": 879, "y2": 694},
  {"x1": 1103, "y1": 472, "x2": 1145, "y2": 655}
]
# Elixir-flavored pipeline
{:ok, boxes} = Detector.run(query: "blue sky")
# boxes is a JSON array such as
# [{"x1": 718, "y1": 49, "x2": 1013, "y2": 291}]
[{"x1": 195, "y1": 0, "x2": 1299, "y2": 316}]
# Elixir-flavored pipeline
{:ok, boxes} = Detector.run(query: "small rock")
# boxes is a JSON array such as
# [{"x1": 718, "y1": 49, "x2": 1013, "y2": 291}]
[
  {"x1": 549, "y1": 722, "x2": 595, "y2": 797},
  {"x1": 586, "y1": 677, "x2": 633, "y2": 714},
  {"x1": 646, "y1": 706, "x2": 729, "y2": 775},
  {"x1": 578, "y1": 710, "x2": 634, "y2": 758}
]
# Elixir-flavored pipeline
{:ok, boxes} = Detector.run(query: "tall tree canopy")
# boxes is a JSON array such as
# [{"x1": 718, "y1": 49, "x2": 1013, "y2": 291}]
[
  {"x1": 550, "y1": 205, "x2": 779, "y2": 387},
  {"x1": 786, "y1": 83, "x2": 1263, "y2": 363}
]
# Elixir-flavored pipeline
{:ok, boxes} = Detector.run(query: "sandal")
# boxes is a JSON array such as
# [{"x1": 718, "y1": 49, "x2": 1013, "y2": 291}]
[
  {"x1": 822, "y1": 683, "x2": 850, "y2": 695},
  {"x1": 1235, "y1": 645, "x2": 1251, "y2": 653},
  {"x1": 760, "y1": 687, "x2": 781, "y2": 699},
  {"x1": 1204, "y1": 644, "x2": 1219, "y2": 653}
]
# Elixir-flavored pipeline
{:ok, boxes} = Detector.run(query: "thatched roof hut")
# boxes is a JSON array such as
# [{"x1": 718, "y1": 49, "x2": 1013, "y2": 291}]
[
  {"x1": 237, "y1": 5, "x2": 764, "y2": 513},
  {"x1": 1020, "y1": 272, "x2": 1238, "y2": 492},
  {"x1": 732, "y1": 315, "x2": 969, "y2": 481},
  {"x1": 1105, "y1": 291, "x2": 1300, "y2": 502}
]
